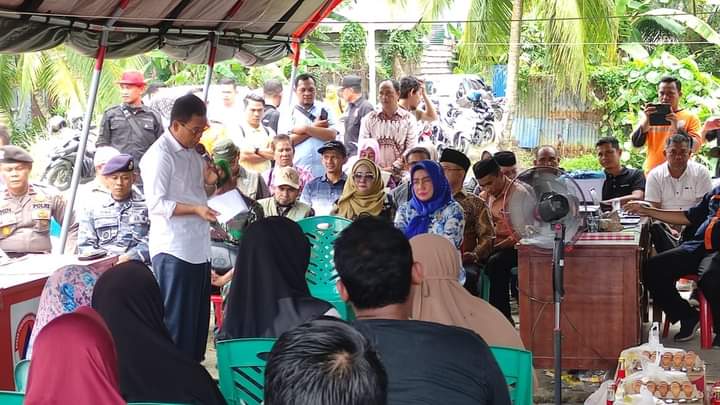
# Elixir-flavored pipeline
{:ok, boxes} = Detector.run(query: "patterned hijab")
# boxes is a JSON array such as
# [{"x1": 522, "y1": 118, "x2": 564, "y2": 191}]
[
  {"x1": 405, "y1": 160, "x2": 453, "y2": 239},
  {"x1": 27, "y1": 264, "x2": 104, "y2": 359},
  {"x1": 336, "y1": 158, "x2": 386, "y2": 220}
]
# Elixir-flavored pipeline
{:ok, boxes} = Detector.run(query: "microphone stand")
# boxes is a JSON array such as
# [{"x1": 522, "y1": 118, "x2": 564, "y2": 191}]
[{"x1": 552, "y1": 222, "x2": 566, "y2": 405}]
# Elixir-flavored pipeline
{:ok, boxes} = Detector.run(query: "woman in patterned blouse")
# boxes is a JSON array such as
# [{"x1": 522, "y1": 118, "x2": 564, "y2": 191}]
[{"x1": 394, "y1": 160, "x2": 465, "y2": 248}]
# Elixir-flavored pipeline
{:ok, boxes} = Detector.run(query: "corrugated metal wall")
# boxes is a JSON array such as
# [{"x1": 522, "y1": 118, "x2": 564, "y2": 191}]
[{"x1": 513, "y1": 77, "x2": 603, "y2": 152}]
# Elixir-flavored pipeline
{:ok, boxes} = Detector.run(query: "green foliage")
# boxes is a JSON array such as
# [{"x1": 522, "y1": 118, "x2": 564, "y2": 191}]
[
  {"x1": 561, "y1": 153, "x2": 603, "y2": 171},
  {"x1": 379, "y1": 28, "x2": 425, "y2": 76},
  {"x1": 339, "y1": 22, "x2": 366, "y2": 69},
  {"x1": 590, "y1": 50, "x2": 720, "y2": 167}
]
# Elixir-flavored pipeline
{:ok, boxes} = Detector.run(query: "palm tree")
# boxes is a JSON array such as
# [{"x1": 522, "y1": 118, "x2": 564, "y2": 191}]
[{"x1": 0, "y1": 46, "x2": 145, "y2": 145}]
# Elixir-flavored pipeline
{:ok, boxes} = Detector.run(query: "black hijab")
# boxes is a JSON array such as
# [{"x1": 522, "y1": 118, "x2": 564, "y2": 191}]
[
  {"x1": 91, "y1": 262, "x2": 226, "y2": 405},
  {"x1": 218, "y1": 216, "x2": 333, "y2": 340}
]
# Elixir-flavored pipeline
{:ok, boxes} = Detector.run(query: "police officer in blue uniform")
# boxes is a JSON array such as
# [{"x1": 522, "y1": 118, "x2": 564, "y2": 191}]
[{"x1": 77, "y1": 154, "x2": 150, "y2": 264}]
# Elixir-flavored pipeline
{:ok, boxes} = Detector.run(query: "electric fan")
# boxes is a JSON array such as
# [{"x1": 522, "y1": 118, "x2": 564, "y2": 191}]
[{"x1": 503, "y1": 166, "x2": 587, "y2": 405}]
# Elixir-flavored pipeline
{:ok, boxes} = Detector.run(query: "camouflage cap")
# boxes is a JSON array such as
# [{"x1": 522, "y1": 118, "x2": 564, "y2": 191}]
[{"x1": 212, "y1": 138, "x2": 238, "y2": 162}]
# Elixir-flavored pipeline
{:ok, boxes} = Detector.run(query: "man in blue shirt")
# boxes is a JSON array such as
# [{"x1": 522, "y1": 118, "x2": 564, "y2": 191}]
[
  {"x1": 626, "y1": 193, "x2": 720, "y2": 347},
  {"x1": 279, "y1": 73, "x2": 339, "y2": 178},
  {"x1": 300, "y1": 141, "x2": 347, "y2": 216}
]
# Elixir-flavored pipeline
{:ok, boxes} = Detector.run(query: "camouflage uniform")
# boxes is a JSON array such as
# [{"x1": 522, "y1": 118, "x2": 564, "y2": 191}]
[{"x1": 77, "y1": 189, "x2": 150, "y2": 263}]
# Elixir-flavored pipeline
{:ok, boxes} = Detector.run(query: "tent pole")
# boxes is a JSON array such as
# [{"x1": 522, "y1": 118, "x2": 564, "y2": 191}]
[
  {"x1": 287, "y1": 40, "x2": 301, "y2": 110},
  {"x1": 202, "y1": 33, "x2": 218, "y2": 104},
  {"x1": 58, "y1": 31, "x2": 108, "y2": 253}
]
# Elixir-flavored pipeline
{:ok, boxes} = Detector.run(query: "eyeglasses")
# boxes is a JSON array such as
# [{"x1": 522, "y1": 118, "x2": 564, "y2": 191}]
[
  {"x1": 180, "y1": 122, "x2": 209, "y2": 136},
  {"x1": 412, "y1": 176, "x2": 433, "y2": 187},
  {"x1": 353, "y1": 173, "x2": 375, "y2": 182}
]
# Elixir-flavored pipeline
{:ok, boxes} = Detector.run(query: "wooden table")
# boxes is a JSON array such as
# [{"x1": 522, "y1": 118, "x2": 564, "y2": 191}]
[
  {"x1": 0, "y1": 254, "x2": 115, "y2": 390},
  {"x1": 518, "y1": 225, "x2": 649, "y2": 370}
]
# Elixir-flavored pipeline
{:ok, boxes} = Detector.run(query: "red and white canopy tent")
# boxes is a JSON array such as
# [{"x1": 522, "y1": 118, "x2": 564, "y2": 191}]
[{"x1": 0, "y1": 0, "x2": 344, "y2": 250}]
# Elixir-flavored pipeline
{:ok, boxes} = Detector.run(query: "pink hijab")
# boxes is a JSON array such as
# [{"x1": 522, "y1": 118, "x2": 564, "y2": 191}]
[
  {"x1": 410, "y1": 234, "x2": 526, "y2": 349},
  {"x1": 25, "y1": 306, "x2": 125, "y2": 405}
]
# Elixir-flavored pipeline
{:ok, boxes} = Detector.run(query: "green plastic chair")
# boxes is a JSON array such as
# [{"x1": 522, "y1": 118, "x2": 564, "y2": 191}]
[
  {"x1": 0, "y1": 390, "x2": 24, "y2": 405},
  {"x1": 297, "y1": 216, "x2": 354, "y2": 320},
  {"x1": 489, "y1": 346, "x2": 533, "y2": 404},
  {"x1": 14, "y1": 359, "x2": 29, "y2": 392},
  {"x1": 216, "y1": 338, "x2": 276, "y2": 405}
]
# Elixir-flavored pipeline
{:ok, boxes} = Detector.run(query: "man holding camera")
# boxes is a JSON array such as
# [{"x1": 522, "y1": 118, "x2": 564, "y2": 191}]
[{"x1": 631, "y1": 76, "x2": 702, "y2": 174}]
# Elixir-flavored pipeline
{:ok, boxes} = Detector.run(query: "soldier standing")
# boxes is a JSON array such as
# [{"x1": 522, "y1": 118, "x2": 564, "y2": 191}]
[
  {"x1": 77, "y1": 154, "x2": 150, "y2": 264},
  {"x1": 0, "y1": 146, "x2": 75, "y2": 256},
  {"x1": 96, "y1": 71, "x2": 164, "y2": 188}
]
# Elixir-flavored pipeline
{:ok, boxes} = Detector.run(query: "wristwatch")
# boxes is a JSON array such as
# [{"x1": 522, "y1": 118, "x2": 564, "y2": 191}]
[{"x1": 254, "y1": 147, "x2": 260, "y2": 155}]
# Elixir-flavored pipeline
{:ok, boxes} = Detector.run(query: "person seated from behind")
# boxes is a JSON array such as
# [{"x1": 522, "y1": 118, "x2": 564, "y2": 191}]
[
  {"x1": 258, "y1": 167, "x2": 314, "y2": 221},
  {"x1": 218, "y1": 217, "x2": 337, "y2": 340},
  {"x1": 533, "y1": 145, "x2": 560, "y2": 168},
  {"x1": 394, "y1": 160, "x2": 465, "y2": 248},
  {"x1": 92, "y1": 262, "x2": 226, "y2": 404},
  {"x1": 25, "y1": 307, "x2": 126, "y2": 405},
  {"x1": 263, "y1": 134, "x2": 314, "y2": 195},
  {"x1": 645, "y1": 133, "x2": 712, "y2": 252},
  {"x1": 300, "y1": 141, "x2": 348, "y2": 216},
  {"x1": 77, "y1": 154, "x2": 150, "y2": 264},
  {"x1": 26, "y1": 265, "x2": 104, "y2": 359},
  {"x1": 410, "y1": 234, "x2": 525, "y2": 349},
  {"x1": 596, "y1": 136, "x2": 645, "y2": 208},
  {"x1": 335, "y1": 216, "x2": 510, "y2": 405},
  {"x1": 333, "y1": 158, "x2": 394, "y2": 221},
  {"x1": 264, "y1": 318, "x2": 388, "y2": 405}
]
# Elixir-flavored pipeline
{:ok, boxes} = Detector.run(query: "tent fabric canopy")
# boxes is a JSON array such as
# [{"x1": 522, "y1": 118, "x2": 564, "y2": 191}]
[{"x1": 0, "y1": 0, "x2": 338, "y2": 65}]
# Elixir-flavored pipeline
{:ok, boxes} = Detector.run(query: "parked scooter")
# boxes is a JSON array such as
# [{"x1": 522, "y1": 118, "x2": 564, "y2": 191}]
[{"x1": 41, "y1": 116, "x2": 96, "y2": 191}]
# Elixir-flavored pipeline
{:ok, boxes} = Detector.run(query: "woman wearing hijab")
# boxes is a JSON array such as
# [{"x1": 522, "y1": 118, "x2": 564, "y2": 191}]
[
  {"x1": 344, "y1": 138, "x2": 393, "y2": 187},
  {"x1": 218, "y1": 217, "x2": 336, "y2": 340},
  {"x1": 26, "y1": 264, "x2": 104, "y2": 359},
  {"x1": 92, "y1": 262, "x2": 226, "y2": 404},
  {"x1": 25, "y1": 306, "x2": 125, "y2": 405},
  {"x1": 394, "y1": 160, "x2": 465, "y2": 248},
  {"x1": 410, "y1": 234, "x2": 525, "y2": 349},
  {"x1": 333, "y1": 158, "x2": 394, "y2": 220}
]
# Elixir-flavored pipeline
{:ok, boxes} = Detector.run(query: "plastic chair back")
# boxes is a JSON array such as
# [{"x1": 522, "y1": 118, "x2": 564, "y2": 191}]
[
  {"x1": 14, "y1": 359, "x2": 29, "y2": 392},
  {"x1": 216, "y1": 338, "x2": 276, "y2": 405},
  {"x1": 0, "y1": 390, "x2": 24, "y2": 405},
  {"x1": 297, "y1": 216, "x2": 354, "y2": 319},
  {"x1": 489, "y1": 346, "x2": 533, "y2": 404}
]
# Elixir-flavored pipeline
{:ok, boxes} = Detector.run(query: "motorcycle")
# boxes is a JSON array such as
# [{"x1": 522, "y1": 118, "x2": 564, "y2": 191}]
[{"x1": 41, "y1": 116, "x2": 96, "y2": 191}]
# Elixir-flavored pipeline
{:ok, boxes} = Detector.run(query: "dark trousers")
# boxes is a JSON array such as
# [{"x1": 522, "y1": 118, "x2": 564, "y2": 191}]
[
  {"x1": 650, "y1": 222, "x2": 680, "y2": 253},
  {"x1": 152, "y1": 253, "x2": 211, "y2": 362},
  {"x1": 486, "y1": 248, "x2": 517, "y2": 322},
  {"x1": 645, "y1": 247, "x2": 720, "y2": 330}
]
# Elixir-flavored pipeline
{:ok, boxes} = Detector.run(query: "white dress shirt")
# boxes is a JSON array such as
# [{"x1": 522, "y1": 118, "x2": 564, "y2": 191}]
[
  {"x1": 140, "y1": 133, "x2": 210, "y2": 264},
  {"x1": 645, "y1": 160, "x2": 712, "y2": 210}
]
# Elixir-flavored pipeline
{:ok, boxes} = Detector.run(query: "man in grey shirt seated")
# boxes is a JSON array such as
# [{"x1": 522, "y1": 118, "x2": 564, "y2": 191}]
[{"x1": 334, "y1": 216, "x2": 511, "y2": 405}]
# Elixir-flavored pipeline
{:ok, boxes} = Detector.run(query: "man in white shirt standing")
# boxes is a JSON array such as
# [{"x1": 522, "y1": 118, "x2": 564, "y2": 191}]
[
  {"x1": 279, "y1": 73, "x2": 339, "y2": 178},
  {"x1": 140, "y1": 94, "x2": 219, "y2": 362},
  {"x1": 235, "y1": 93, "x2": 275, "y2": 173},
  {"x1": 645, "y1": 133, "x2": 713, "y2": 252}
]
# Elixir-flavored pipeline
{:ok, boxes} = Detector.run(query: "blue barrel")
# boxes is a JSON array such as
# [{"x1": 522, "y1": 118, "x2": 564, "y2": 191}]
[{"x1": 492, "y1": 64, "x2": 507, "y2": 97}]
